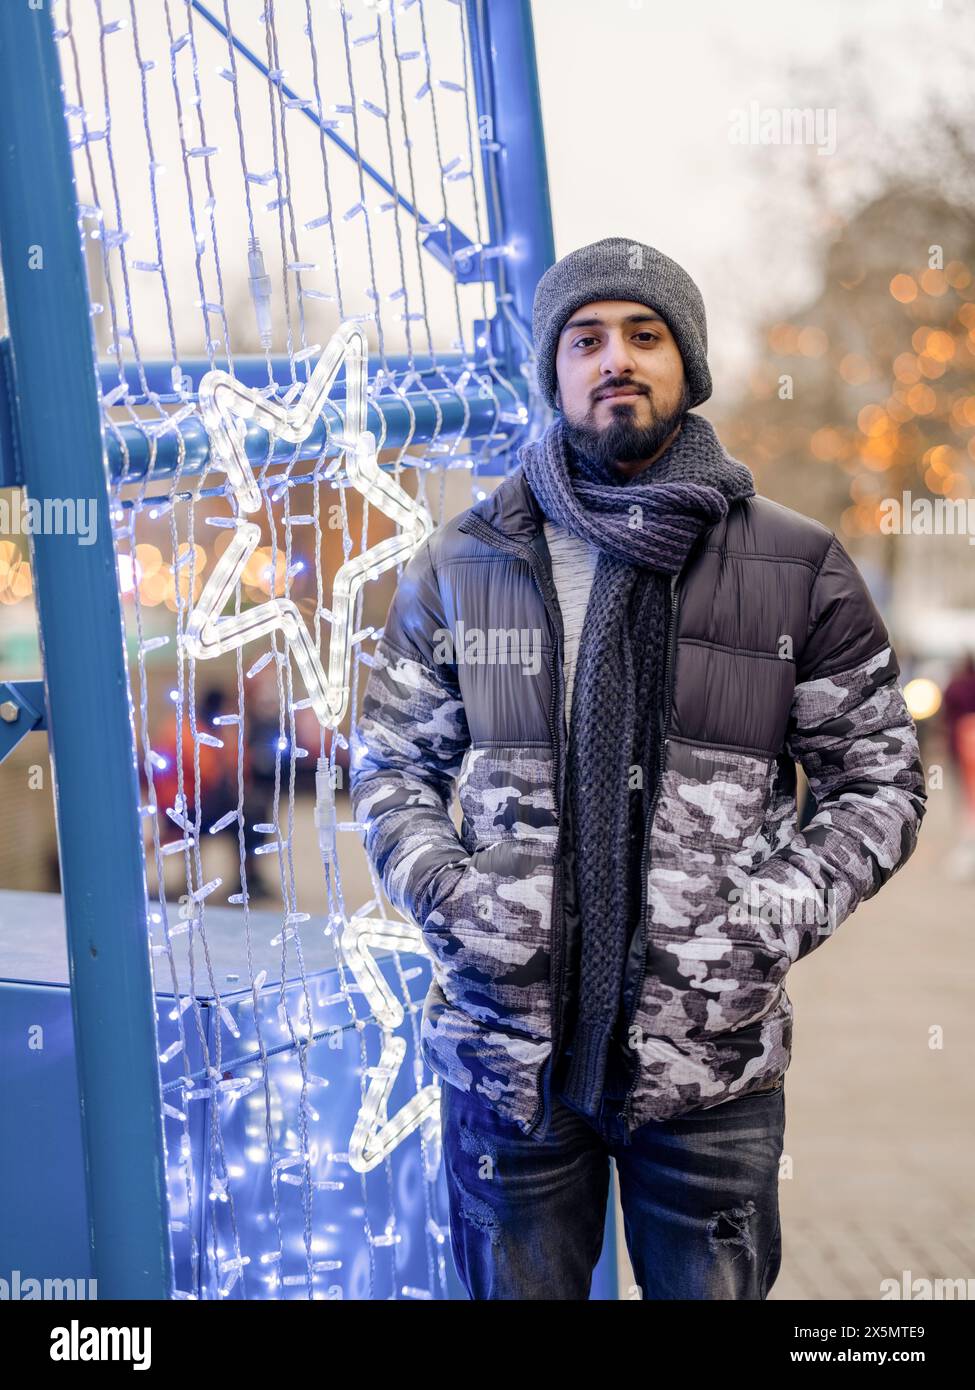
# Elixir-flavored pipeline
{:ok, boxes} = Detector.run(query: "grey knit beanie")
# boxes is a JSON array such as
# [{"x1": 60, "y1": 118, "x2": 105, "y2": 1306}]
[{"x1": 531, "y1": 236, "x2": 712, "y2": 411}]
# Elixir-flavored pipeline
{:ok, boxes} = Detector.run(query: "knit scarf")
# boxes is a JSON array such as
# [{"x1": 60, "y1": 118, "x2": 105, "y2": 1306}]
[{"x1": 517, "y1": 411, "x2": 756, "y2": 1116}]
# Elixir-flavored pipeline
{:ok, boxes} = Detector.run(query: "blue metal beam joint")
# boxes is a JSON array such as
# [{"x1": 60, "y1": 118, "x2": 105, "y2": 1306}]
[{"x1": 0, "y1": 680, "x2": 46, "y2": 763}]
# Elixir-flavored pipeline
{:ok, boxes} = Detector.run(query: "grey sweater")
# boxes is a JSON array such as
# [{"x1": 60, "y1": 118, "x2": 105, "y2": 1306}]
[{"x1": 542, "y1": 519, "x2": 599, "y2": 729}]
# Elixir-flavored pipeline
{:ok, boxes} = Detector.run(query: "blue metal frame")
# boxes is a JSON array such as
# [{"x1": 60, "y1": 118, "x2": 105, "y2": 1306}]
[
  {"x1": 99, "y1": 365, "x2": 529, "y2": 486},
  {"x1": 465, "y1": 0, "x2": 556, "y2": 379},
  {"x1": 0, "y1": 3, "x2": 173, "y2": 1298},
  {"x1": 0, "y1": 0, "x2": 563, "y2": 1297}
]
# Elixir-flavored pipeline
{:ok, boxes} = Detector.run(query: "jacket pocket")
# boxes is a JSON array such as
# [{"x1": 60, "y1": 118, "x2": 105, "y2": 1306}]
[
  {"x1": 421, "y1": 838, "x2": 554, "y2": 1041},
  {"x1": 654, "y1": 740, "x2": 776, "y2": 858},
  {"x1": 642, "y1": 740, "x2": 790, "y2": 1039},
  {"x1": 641, "y1": 926, "x2": 791, "y2": 1039}
]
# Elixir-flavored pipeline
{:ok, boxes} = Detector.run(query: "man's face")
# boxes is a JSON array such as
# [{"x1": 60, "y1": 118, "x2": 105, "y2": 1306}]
[{"x1": 553, "y1": 299, "x2": 691, "y2": 472}]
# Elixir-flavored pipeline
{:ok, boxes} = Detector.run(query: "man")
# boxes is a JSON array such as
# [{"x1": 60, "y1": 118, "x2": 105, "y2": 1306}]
[{"x1": 349, "y1": 237, "x2": 927, "y2": 1299}]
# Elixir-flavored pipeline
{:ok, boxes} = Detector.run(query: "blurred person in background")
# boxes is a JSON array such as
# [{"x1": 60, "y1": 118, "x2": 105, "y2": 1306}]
[
  {"x1": 942, "y1": 651, "x2": 975, "y2": 880},
  {"x1": 151, "y1": 683, "x2": 276, "y2": 903}
]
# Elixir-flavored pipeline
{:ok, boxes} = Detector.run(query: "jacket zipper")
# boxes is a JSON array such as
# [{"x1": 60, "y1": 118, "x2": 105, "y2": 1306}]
[
  {"x1": 458, "y1": 514, "x2": 566, "y2": 1137},
  {"x1": 621, "y1": 570, "x2": 680, "y2": 1136}
]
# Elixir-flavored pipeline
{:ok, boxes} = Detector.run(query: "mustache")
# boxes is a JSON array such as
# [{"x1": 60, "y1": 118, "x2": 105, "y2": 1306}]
[{"x1": 594, "y1": 383, "x2": 650, "y2": 401}]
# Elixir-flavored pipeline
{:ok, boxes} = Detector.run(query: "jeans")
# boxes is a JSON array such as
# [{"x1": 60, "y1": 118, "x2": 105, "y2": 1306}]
[{"x1": 439, "y1": 1052, "x2": 785, "y2": 1300}]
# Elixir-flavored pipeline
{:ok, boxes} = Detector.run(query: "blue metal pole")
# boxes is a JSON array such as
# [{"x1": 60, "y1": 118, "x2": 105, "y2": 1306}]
[
  {"x1": 465, "y1": 0, "x2": 557, "y2": 384},
  {"x1": 99, "y1": 377, "x2": 528, "y2": 485},
  {"x1": 0, "y1": 5, "x2": 172, "y2": 1296},
  {"x1": 3, "y1": 351, "x2": 529, "y2": 487},
  {"x1": 100, "y1": 351, "x2": 469, "y2": 404}
]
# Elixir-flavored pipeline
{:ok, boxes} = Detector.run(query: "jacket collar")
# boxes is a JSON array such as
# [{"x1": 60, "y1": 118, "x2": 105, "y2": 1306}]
[{"x1": 457, "y1": 464, "x2": 544, "y2": 546}]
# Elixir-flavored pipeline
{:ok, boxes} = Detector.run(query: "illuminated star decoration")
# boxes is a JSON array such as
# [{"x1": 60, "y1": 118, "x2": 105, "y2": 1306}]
[
  {"x1": 183, "y1": 319, "x2": 433, "y2": 729},
  {"x1": 181, "y1": 319, "x2": 440, "y2": 1173},
  {"x1": 340, "y1": 912, "x2": 442, "y2": 1175}
]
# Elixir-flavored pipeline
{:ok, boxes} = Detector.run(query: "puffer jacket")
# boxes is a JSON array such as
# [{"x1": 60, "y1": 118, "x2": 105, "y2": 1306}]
[{"x1": 349, "y1": 460, "x2": 927, "y2": 1141}]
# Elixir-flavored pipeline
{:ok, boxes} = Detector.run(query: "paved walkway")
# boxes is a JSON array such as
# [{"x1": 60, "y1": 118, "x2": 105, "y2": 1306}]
[{"x1": 767, "y1": 756, "x2": 974, "y2": 1300}]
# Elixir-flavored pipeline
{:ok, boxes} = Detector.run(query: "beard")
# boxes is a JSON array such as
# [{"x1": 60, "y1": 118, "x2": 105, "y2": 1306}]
[{"x1": 561, "y1": 380, "x2": 693, "y2": 476}]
